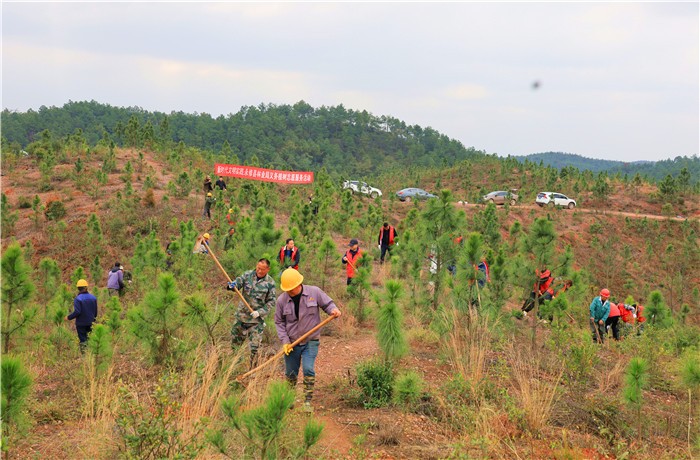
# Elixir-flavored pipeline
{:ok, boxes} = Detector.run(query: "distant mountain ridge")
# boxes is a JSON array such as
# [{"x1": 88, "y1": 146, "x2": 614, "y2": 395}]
[{"x1": 516, "y1": 151, "x2": 699, "y2": 183}]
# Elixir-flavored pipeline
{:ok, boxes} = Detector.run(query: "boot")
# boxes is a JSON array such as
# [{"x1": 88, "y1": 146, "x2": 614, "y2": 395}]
[{"x1": 303, "y1": 376, "x2": 315, "y2": 413}]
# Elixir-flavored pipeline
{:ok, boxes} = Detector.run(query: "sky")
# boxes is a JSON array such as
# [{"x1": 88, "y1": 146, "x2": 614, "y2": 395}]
[{"x1": 2, "y1": 2, "x2": 698, "y2": 162}]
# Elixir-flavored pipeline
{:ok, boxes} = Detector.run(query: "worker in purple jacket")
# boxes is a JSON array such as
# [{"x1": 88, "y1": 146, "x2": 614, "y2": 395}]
[{"x1": 275, "y1": 268, "x2": 341, "y2": 413}]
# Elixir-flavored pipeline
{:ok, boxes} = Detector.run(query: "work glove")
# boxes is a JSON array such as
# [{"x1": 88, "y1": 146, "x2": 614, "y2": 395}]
[
  {"x1": 250, "y1": 310, "x2": 260, "y2": 319},
  {"x1": 377, "y1": 245, "x2": 381, "y2": 250},
  {"x1": 283, "y1": 344, "x2": 293, "y2": 355},
  {"x1": 226, "y1": 281, "x2": 238, "y2": 291},
  {"x1": 633, "y1": 314, "x2": 637, "y2": 319},
  {"x1": 395, "y1": 242, "x2": 399, "y2": 247},
  {"x1": 342, "y1": 256, "x2": 347, "y2": 263}
]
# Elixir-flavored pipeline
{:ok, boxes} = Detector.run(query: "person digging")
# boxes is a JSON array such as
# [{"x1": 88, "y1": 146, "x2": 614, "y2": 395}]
[{"x1": 275, "y1": 268, "x2": 341, "y2": 413}]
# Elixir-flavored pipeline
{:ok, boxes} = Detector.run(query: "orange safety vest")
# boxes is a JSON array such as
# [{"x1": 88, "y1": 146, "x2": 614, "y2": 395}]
[
  {"x1": 608, "y1": 302, "x2": 621, "y2": 318},
  {"x1": 378, "y1": 226, "x2": 396, "y2": 246},
  {"x1": 534, "y1": 270, "x2": 553, "y2": 295},
  {"x1": 636, "y1": 305, "x2": 646, "y2": 323},
  {"x1": 279, "y1": 246, "x2": 299, "y2": 269},
  {"x1": 226, "y1": 213, "x2": 235, "y2": 226},
  {"x1": 345, "y1": 249, "x2": 362, "y2": 278}
]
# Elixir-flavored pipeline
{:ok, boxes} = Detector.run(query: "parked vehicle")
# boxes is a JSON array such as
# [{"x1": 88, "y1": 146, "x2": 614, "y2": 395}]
[
  {"x1": 536, "y1": 192, "x2": 576, "y2": 209},
  {"x1": 482, "y1": 190, "x2": 519, "y2": 206},
  {"x1": 396, "y1": 188, "x2": 437, "y2": 202},
  {"x1": 343, "y1": 180, "x2": 382, "y2": 198}
]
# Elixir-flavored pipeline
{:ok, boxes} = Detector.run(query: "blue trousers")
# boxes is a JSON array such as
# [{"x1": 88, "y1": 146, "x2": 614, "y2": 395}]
[{"x1": 283, "y1": 339, "x2": 319, "y2": 381}]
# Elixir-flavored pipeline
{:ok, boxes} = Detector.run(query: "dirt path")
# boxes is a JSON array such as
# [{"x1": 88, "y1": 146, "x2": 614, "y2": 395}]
[{"x1": 450, "y1": 202, "x2": 697, "y2": 221}]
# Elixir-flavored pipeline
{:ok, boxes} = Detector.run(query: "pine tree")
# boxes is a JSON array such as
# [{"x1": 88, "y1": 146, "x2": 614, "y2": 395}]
[
  {"x1": 37, "y1": 257, "x2": 61, "y2": 316},
  {"x1": 182, "y1": 293, "x2": 222, "y2": 347},
  {"x1": 317, "y1": 237, "x2": 337, "y2": 290},
  {"x1": 1, "y1": 356, "x2": 33, "y2": 455},
  {"x1": 623, "y1": 357, "x2": 649, "y2": 437},
  {"x1": 1, "y1": 244, "x2": 37, "y2": 353},
  {"x1": 127, "y1": 273, "x2": 183, "y2": 364},
  {"x1": 87, "y1": 324, "x2": 113, "y2": 373},
  {"x1": 376, "y1": 280, "x2": 408, "y2": 363}
]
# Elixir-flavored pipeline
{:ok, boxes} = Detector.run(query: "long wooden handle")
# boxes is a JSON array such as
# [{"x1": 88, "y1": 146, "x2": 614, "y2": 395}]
[
  {"x1": 236, "y1": 316, "x2": 337, "y2": 381},
  {"x1": 205, "y1": 239, "x2": 255, "y2": 314}
]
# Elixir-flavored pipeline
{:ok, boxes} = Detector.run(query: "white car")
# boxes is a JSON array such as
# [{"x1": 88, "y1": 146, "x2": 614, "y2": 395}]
[
  {"x1": 342, "y1": 180, "x2": 382, "y2": 198},
  {"x1": 536, "y1": 192, "x2": 576, "y2": 209}
]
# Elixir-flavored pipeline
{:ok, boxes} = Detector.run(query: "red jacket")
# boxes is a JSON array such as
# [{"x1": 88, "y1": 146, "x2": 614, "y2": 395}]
[
  {"x1": 279, "y1": 246, "x2": 299, "y2": 270},
  {"x1": 344, "y1": 249, "x2": 362, "y2": 278},
  {"x1": 534, "y1": 270, "x2": 553, "y2": 295},
  {"x1": 620, "y1": 304, "x2": 635, "y2": 323},
  {"x1": 608, "y1": 302, "x2": 621, "y2": 318},
  {"x1": 636, "y1": 305, "x2": 646, "y2": 323}
]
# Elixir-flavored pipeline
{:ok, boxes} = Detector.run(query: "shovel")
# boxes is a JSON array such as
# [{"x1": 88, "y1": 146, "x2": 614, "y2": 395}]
[
  {"x1": 236, "y1": 316, "x2": 336, "y2": 382},
  {"x1": 203, "y1": 237, "x2": 255, "y2": 315}
]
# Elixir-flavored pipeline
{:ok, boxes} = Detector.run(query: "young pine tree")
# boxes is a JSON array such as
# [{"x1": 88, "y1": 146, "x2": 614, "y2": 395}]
[
  {"x1": 317, "y1": 237, "x2": 337, "y2": 290},
  {"x1": 182, "y1": 293, "x2": 223, "y2": 348},
  {"x1": 127, "y1": 272, "x2": 183, "y2": 364},
  {"x1": 1, "y1": 244, "x2": 37, "y2": 353},
  {"x1": 209, "y1": 381, "x2": 323, "y2": 459},
  {"x1": 623, "y1": 357, "x2": 649, "y2": 437},
  {"x1": 87, "y1": 324, "x2": 113, "y2": 374},
  {"x1": 1, "y1": 356, "x2": 33, "y2": 455},
  {"x1": 37, "y1": 257, "x2": 61, "y2": 317},
  {"x1": 376, "y1": 280, "x2": 408, "y2": 364}
]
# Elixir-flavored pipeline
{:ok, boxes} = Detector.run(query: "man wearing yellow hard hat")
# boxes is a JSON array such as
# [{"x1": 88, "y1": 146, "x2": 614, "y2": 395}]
[
  {"x1": 65, "y1": 279, "x2": 98, "y2": 353},
  {"x1": 275, "y1": 268, "x2": 341, "y2": 412}
]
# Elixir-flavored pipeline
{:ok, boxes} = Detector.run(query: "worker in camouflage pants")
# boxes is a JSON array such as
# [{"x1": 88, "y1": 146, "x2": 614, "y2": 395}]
[{"x1": 227, "y1": 258, "x2": 276, "y2": 367}]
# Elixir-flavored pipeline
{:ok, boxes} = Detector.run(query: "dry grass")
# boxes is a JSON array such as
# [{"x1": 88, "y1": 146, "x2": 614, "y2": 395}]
[
  {"x1": 78, "y1": 354, "x2": 119, "y2": 420},
  {"x1": 443, "y1": 306, "x2": 492, "y2": 394},
  {"x1": 179, "y1": 344, "x2": 243, "y2": 431},
  {"x1": 596, "y1": 355, "x2": 626, "y2": 394},
  {"x1": 509, "y1": 345, "x2": 564, "y2": 435}
]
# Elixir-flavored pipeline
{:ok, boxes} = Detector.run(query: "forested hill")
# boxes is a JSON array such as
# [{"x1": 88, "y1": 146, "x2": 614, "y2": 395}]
[
  {"x1": 518, "y1": 152, "x2": 700, "y2": 184},
  {"x1": 1, "y1": 100, "x2": 483, "y2": 177}
]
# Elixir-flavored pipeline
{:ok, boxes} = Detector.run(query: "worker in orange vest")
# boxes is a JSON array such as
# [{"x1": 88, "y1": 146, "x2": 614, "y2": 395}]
[
  {"x1": 279, "y1": 238, "x2": 300, "y2": 270},
  {"x1": 633, "y1": 303, "x2": 646, "y2": 335},
  {"x1": 378, "y1": 222, "x2": 398, "y2": 264},
  {"x1": 606, "y1": 301, "x2": 622, "y2": 341},
  {"x1": 342, "y1": 239, "x2": 363, "y2": 285}
]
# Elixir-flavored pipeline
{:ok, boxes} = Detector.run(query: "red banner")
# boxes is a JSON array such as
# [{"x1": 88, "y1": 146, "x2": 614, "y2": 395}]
[{"x1": 214, "y1": 164, "x2": 314, "y2": 184}]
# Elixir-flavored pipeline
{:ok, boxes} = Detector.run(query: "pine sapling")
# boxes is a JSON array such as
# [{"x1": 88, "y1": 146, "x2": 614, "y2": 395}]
[
  {"x1": 623, "y1": 357, "x2": 649, "y2": 437},
  {"x1": 1, "y1": 356, "x2": 33, "y2": 455},
  {"x1": 681, "y1": 356, "x2": 700, "y2": 452},
  {"x1": 376, "y1": 280, "x2": 408, "y2": 363},
  {"x1": 87, "y1": 324, "x2": 113, "y2": 373},
  {"x1": 1, "y1": 244, "x2": 37, "y2": 353}
]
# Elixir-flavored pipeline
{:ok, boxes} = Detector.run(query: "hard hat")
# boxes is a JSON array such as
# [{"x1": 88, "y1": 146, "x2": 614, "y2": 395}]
[
  {"x1": 207, "y1": 192, "x2": 213, "y2": 197},
  {"x1": 280, "y1": 268, "x2": 304, "y2": 292},
  {"x1": 228, "y1": 209, "x2": 234, "y2": 214},
  {"x1": 600, "y1": 288, "x2": 610, "y2": 298},
  {"x1": 203, "y1": 233, "x2": 210, "y2": 239},
  {"x1": 76, "y1": 279, "x2": 89, "y2": 288}
]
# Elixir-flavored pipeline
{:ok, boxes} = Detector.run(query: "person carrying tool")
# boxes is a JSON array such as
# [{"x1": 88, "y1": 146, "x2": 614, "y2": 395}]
[
  {"x1": 227, "y1": 258, "x2": 276, "y2": 366},
  {"x1": 522, "y1": 267, "x2": 554, "y2": 315},
  {"x1": 589, "y1": 288, "x2": 611, "y2": 344},
  {"x1": 342, "y1": 238, "x2": 362, "y2": 285},
  {"x1": 279, "y1": 238, "x2": 300, "y2": 270},
  {"x1": 193, "y1": 233, "x2": 210, "y2": 254},
  {"x1": 65, "y1": 279, "x2": 98, "y2": 353},
  {"x1": 226, "y1": 208, "x2": 236, "y2": 228},
  {"x1": 275, "y1": 268, "x2": 341, "y2": 413},
  {"x1": 378, "y1": 222, "x2": 398, "y2": 264},
  {"x1": 203, "y1": 192, "x2": 215, "y2": 219}
]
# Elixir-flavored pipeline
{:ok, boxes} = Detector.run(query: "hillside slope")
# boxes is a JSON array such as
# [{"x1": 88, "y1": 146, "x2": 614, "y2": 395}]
[{"x1": 1, "y1": 146, "x2": 699, "y2": 459}]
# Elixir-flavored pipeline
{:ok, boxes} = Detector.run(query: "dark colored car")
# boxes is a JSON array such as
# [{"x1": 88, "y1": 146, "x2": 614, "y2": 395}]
[
  {"x1": 396, "y1": 188, "x2": 437, "y2": 202},
  {"x1": 482, "y1": 190, "x2": 519, "y2": 205}
]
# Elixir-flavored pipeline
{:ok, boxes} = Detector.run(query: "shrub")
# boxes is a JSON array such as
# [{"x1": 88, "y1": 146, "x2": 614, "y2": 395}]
[
  {"x1": 142, "y1": 188, "x2": 156, "y2": 208},
  {"x1": 356, "y1": 360, "x2": 394, "y2": 408},
  {"x1": 17, "y1": 196, "x2": 32, "y2": 209},
  {"x1": 393, "y1": 370, "x2": 424, "y2": 407},
  {"x1": 44, "y1": 199, "x2": 66, "y2": 221},
  {"x1": 116, "y1": 374, "x2": 205, "y2": 459}
]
